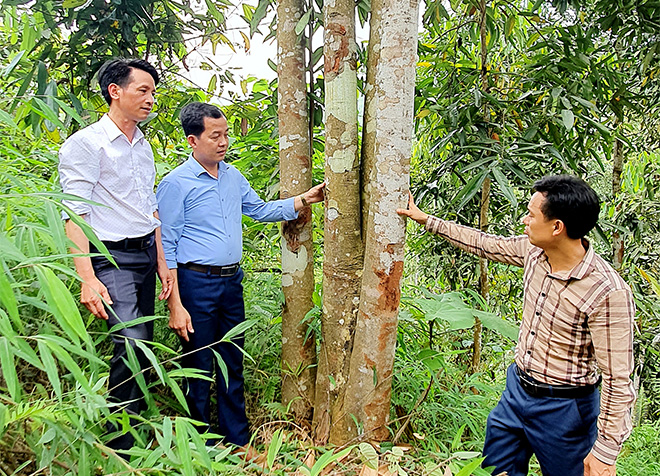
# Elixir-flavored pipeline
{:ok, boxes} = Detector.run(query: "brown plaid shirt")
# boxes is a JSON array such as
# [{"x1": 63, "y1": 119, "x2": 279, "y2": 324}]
[{"x1": 426, "y1": 216, "x2": 635, "y2": 465}]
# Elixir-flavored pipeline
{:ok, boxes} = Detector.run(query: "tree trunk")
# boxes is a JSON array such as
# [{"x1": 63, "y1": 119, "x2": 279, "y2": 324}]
[
  {"x1": 360, "y1": 21, "x2": 378, "y2": 239},
  {"x1": 472, "y1": 0, "x2": 490, "y2": 375},
  {"x1": 474, "y1": 178, "x2": 490, "y2": 374},
  {"x1": 313, "y1": 0, "x2": 362, "y2": 444},
  {"x1": 277, "y1": 0, "x2": 316, "y2": 424},
  {"x1": 612, "y1": 128, "x2": 624, "y2": 269},
  {"x1": 332, "y1": 0, "x2": 418, "y2": 443}
]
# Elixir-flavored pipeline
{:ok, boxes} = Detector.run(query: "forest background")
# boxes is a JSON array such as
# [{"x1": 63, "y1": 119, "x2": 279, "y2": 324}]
[{"x1": 0, "y1": 0, "x2": 660, "y2": 474}]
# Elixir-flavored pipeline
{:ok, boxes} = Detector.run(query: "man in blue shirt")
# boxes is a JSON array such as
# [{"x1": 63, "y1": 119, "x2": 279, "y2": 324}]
[{"x1": 156, "y1": 102, "x2": 324, "y2": 447}]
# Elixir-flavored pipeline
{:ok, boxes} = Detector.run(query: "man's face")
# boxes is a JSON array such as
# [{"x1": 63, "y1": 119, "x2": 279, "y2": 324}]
[
  {"x1": 522, "y1": 192, "x2": 557, "y2": 248},
  {"x1": 190, "y1": 116, "x2": 229, "y2": 164},
  {"x1": 110, "y1": 68, "x2": 156, "y2": 122}
]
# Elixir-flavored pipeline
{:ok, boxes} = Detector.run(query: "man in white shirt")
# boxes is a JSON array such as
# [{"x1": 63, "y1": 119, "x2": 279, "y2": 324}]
[{"x1": 59, "y1": 58, "x2": 172, "y2": 451}]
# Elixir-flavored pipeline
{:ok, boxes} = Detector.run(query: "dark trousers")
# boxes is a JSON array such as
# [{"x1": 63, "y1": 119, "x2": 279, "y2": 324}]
[
  {"x1": 92, "y1": 244, "x2": 157, "y2": 450},
  {"x1": 177, "y1": 266, "x2": 249, "y2": 446},
  {"x1": 482, "y1": 363, "x2": 600, "y2": 476}
]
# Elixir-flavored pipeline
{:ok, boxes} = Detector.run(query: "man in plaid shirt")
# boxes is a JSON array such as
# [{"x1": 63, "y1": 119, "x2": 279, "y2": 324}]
[{"x1": 398, "y1": 175, "x2": 635, "y2": 476}]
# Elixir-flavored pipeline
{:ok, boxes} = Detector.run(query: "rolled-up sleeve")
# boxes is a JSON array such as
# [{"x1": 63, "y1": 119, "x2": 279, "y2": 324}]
[
  {"x1": 240, "y1": 174, "x2": 298, "y2": 222},
  {"x1": 58, "y1": 137, "x2": 99, "y2": 216},
  {"x1": 156, "y1": 179, "x2": 185, "y2": 269},
  {"x1": 425, "y1": 215, "x2": 528, "y2": 268}
]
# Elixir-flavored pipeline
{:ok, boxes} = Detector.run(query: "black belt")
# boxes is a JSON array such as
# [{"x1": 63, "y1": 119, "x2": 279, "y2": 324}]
[
  {"x1": 98, "y1": 232, "x2": 155, "y2": 251},
  {"x1": 179, "y1": 262, "x2": 240, "y2": 277},
  {"x1": 515, "y1": 365, "x2": 600, "y2": 399}
]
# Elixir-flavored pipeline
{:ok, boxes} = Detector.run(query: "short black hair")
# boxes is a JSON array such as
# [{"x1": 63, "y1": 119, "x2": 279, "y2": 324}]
[
  {"x1": 179, "y1": 102, "x2": 225, "y2": 137},
  {"x1": 98, "y1": 59, "x2": 159, "y2": 105},
  {"x1": 533, "y1": 175, "x2": 601, "y2": 240}
]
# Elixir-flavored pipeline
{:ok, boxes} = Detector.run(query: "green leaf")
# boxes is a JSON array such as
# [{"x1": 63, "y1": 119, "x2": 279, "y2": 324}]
[
  {"x1": 491, "y1": 167, "x2": 517, "y2": 208},
  {"x1": 2, "y1": 50, "x2": 25, "y2": 77},
  {"x1": 187, "y1": 418, "x2": 213, "y2": 468},
  {"x1": 135, "y1": 339, "x2": 166, "y2": 385},
  {"x1": 208, "y1": 74, "x2": 217, "y2": 95},
  {"x1": 214, "y1": 348, "x2": 229, "y2": 391},
  {"x1": 124, "y1": 341, "x2": 154, "y2": 409},
  {"x1": 451, "y1": 424, "x2": 466, "y2": 450},
  {"x1": 453, "y1": 169, "x2": 488, "y2": 212},
  {"x1": 417, "y1": 348, "x2": 445, "y2": 372},
  {"x1": 0, "y1": 338, "x2": 20, "y2": 401},
  {"x1": 108, "y1": 315, "x2": 160, "y2": 333},
  {"x1": 62, "y1": 0, "x2": 90, "y2": 8},
  {"x1": 165, "y1": 371, "x2": 190, "y2": 413},
  {"x1": 220, "y1": 318, "x2": 256, "y2": 343},
  {"x1": 455, "y1": 457, "x2": 485, "y2": 476},
  {"x1": 453, "y1": 451, "x2": 481, "y2": 460},
  {"x1": 310, "y1": 446, "x2": 353, "y2": 476},
  {"x1": 31, "y1": 97, "x2": 65, "y2": 130},
  {"x1": 156, "y1": 417, "x2": 178, "y2": 462},
  {"x1": 38, "y1": 340, "x2": 62, "y2": 399},
  {"x1": 414, "y1": 295, "x2": 475, "y2": 330},
  {"x1": 358, "y1": 442, "x2": 379, "y2": 469},
  {"x1": 43, "y1": 338, "x2": 94, "y2": 393},
  {"x1": 43, "y1": 200, "x2": 67, "y2": 254},
  {"x1": 249, "y1": 0, "x2": 271, "y2": 36},
  {"x1": 13, "y1": 338, "x2": 43, "y2": 370},
  {"x1": 52, "y1": 97, "x2": 86, "y2": 126},
  {"x1": 475, "y1": 311, "x2": 519, "y2": 341},
  {"x1": 34, "y1": 265, "x2": 87, "y2": 345},
  {"x1": 295, "y1": 9, "x2": 312, "y2": 36},
  {"x1": 0, "y1": 270, "x2": 21, "y2": 331},
  {"x1": 0, "y1": 233, "x2": 27, "y2": 262},
  {"x1": 0, "y1": 109, "x2": 18, "y2": 129},
  {"x1": 175, "y1": 418, "x2": 194, "y2": 476},
  {"x1": 266, "y1": 428, "x2": 284, "y2": 470},
  {"x1": 0, "y1": 402, "x2": 6, "y2": 437},
  {"x1": 505, "y1": 15, "x2": 516, "y2": 38},
  {"x1": 560, "y1": 109, "x2": 575, "y2": 131}
]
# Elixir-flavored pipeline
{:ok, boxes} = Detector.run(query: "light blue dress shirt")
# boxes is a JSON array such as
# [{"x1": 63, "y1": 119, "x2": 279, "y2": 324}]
[{"x1": 156, "y1": 157, "x2": 298, "y2": 268}]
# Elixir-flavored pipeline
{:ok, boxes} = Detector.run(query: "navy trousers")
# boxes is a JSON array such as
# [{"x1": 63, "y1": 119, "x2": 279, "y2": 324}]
[
  {"x1": 92, "y1": 243, "x2": 157, "y2": 450},
  {"x1": 177, "y1": 266, "x2": 249, "y2": 446},
  {"x1": 482, "y1": 363, "x2": 600, "y2": 476}
]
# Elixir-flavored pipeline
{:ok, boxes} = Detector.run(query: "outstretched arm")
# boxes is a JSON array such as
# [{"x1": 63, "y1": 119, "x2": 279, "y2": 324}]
[
  {"x1": 397, "y1": 190, "x2": 528, "y2": 267},
  {"x1": 396, "y1": 191, "x2": 428, "y2": 225}
]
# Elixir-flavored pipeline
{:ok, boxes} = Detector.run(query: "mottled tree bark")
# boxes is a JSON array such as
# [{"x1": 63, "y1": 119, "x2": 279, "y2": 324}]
[
  {"x1": 313, "y1": 0, "x2": 362, "y2": 444},
  {"x1": 333, "y1": 0, "x2": 418, "y2": 443},
  {"x1": 360, "y1": 24, "x2": 378, "y2": 239},
  {"x1": 474, "y1": 178, "x2": 490, "y2": 374},
  {"x1": 277, "y1": 0, "x2": 316, "y2": 423},
  {"x1": 472, "y1": 0, "x2": 490, "y2": 375}
]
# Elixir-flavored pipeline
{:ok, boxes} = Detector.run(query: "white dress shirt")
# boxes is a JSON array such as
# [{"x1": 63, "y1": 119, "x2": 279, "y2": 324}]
[{"x1": 58, "y1": 114, "x2": 160, "y2": 241}]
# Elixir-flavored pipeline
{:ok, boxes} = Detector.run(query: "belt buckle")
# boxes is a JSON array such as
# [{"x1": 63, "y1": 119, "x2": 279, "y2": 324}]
[
  {"x1": 220, "y1": 264, "x2": 238, "y2": 277},
  {"x1": 143, "y1": 234, "x2": 155, "y2": 249}
]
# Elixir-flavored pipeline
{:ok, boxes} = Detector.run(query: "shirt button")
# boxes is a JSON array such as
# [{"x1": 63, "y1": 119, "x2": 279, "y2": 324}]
[
  {"x1": 541, "y1": 292, "x2": 546, "y2": 297},
  {"x1": 527, "y1": 350, "x2": 532, "y2": 355},
  {"x1": 535, "y1": 311, "x2": 540, "y2": 316},
  {"x1": 531, "y1": 331, "x2": 536, "y2": 336}
]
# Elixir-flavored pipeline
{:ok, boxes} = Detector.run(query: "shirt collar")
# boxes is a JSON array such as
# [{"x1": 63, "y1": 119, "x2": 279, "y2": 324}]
[
  {"x1": 567, "y1": 239, "x2": 597, "y2": 280},
  {"x1": 99, "y1": 114, "x2": 145, "y2": 144},
  {"x1": 187, "y1": 154, "x2": 228, "y2": 177},
  {"x1": 542, "y1": 238, "x2": 596, "y2": 281}
]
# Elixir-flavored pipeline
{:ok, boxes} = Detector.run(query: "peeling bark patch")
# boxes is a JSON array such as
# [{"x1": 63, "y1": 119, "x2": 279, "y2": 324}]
[
  {"x1": 378, "y1": 322, "x2": 397, "y2": 353},
  {"x1": 325, "y1": 23, "x2": 349, "y2": 74},
  {"x1": 283, "y1": 207, "x2": 312, "y2": 253},
  {"x1": 374, "y1": 249, "x2": 403, "y2": 312}
]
